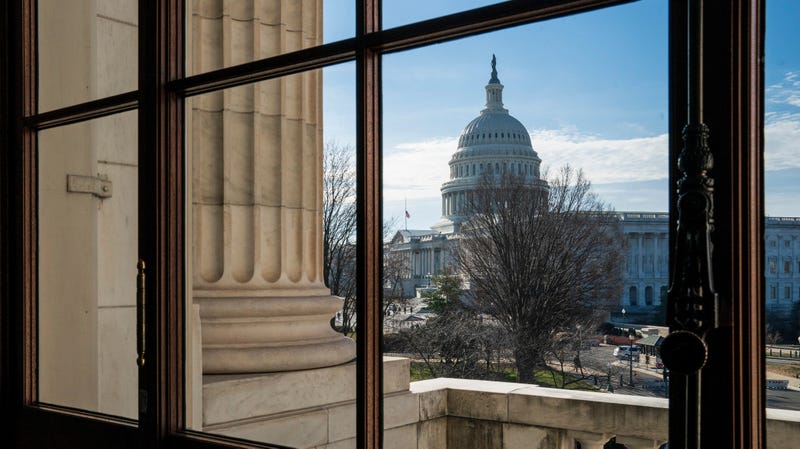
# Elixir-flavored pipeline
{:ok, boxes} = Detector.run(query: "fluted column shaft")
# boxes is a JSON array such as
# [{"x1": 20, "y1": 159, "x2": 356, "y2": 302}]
[{"x1": 191, "y1": 0, "x2": 355, "y2": 374}]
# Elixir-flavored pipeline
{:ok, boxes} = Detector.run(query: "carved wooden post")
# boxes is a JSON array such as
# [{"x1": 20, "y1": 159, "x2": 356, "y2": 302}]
[{"x1": 662, "y1": 1, "x2": 717, "y2": 448}]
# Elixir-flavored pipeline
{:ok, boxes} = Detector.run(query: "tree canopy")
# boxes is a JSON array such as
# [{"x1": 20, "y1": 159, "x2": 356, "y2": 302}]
[{"x1": 456, "y1": 165, "x2": 624, "y2": 383}]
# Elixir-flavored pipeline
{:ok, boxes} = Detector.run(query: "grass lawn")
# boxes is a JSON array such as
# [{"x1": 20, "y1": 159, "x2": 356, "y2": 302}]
[
  {"x1": 533, "y1": 370, "x2": 600, "y2": 391},
  {"x1": 408, "y1": 361, "x2": 599, "y2": 391},
  {"x1": 767, "y1": 361, "x2": 800, "y2": 379},
  {"x1": 410, "y1": 362, "x2": 437, "y2": 381}
]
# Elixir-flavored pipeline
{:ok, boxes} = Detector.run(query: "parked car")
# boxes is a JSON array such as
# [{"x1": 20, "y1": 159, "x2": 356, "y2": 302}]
[{"x1": 613, "y1": 345, "x2": 641, "y2": 361}]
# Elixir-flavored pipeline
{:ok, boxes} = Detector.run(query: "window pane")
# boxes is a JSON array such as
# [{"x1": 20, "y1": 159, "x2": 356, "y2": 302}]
[
  {"x1": 187, "y1": 0, "x2": 354, "y2": 76},
  {"x1": 38, "y1": 110, "x2": 138, "y2": 419},
  {"x1": 184, "y1": 64, "x2": 357, "y2": 447},
  {"x1": 37, "y1": 0, "x2": 138, "y2": 112},
  {"x1": 382, "y1": 0, "x2": 503, "y2": 29},
  {"x1": 764, "y1": 0, "x2": 800, "y2": 427},
  {"x1": 382, "y1": 2, "x2": 669, "y2": 447}
]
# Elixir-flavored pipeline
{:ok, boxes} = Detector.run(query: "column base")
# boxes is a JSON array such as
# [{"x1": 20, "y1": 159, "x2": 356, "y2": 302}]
[{"x1": 196, "y1": 295, "x2": 356, "y2": 374}]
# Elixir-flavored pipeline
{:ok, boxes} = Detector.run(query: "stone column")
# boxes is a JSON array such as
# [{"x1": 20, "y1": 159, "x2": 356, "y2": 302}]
[
  {"x1": 637, "y1": 232, "x2": 647, "y2": 278},
  {"x1": 192, "y1": 0, "x2": 355, "y2": 374}
]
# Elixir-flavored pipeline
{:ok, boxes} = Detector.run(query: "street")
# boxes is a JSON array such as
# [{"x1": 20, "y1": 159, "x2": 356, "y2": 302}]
[{"x1": 573, "y1": 344, "x2": 800, "y2": 409}]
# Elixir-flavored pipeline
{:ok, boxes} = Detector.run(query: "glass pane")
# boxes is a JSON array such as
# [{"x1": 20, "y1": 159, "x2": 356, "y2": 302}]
[
  {"x1": 187, "y1": 0, "x2": 354, "y2": 76},
  {"x1": 38, "y1": 0, "x2": 138, "y2": 112},
  {"x1": 38, "y1": 110, "x2": 138, "y2": 419},
  {"x1": 184, "y1": 64, "x2": 357, "y2": 447},
  {"x1": 764, "y1": 0, "x2": 800, "y2": 426},
  {"x1": 382, "y1": 1, "x2": 669, "y2": 447},
  {"x1": 383, "y1": 0, "x2": 503, "y2": 30}
]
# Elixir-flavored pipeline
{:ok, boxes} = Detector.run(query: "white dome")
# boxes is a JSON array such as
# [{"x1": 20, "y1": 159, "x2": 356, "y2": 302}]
[
  {"x1": 458, "y1": 113, "x2": 532, "y2": 148},
  {"x1": 434, "y1": 56, "x2": 547, "y2": 234}
]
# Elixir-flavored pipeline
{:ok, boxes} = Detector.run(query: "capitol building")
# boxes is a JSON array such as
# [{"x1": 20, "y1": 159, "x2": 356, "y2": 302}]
[{"x1": 388, "y1": 58, "x2": 800, "y2": 322}]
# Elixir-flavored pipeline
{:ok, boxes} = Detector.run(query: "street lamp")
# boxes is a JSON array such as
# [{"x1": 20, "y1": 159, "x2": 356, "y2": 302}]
[
  {"x1": 576, "y1": 324, "x2": 582, "y2": 374},
  {"x1": 621, "y1": 307, "x2": 626, "y2": 322},
  {"x1": 628, "y1": 327, "x2": 636, "y2": 386}
]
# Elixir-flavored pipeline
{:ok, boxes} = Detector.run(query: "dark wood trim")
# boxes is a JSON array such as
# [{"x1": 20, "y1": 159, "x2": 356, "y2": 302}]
[
  {"x1": 668, "y1": 1, "x2": 765, "y2": 448},
  {"x1": 700, "y1": 0, "x2": 765, "y2": 447},
  {"x1": 0, "y1": 0, "x2": 8, "y2": 420},
  {"x1": 4, "y1": 1, "x2": 146, "y2": 447},
  {"x1": 138, "y1": 0, "x2": 185, "y2": 446},
  {"x1": 165, "y1": 432, "x2": 294, "y2": 449},
  {"x1": 704, "y1": 1, "x2": 766, "y2": 447},
  {"x1": 372, "y1": 0, "x2": 636, "y2": 54},
  {"x1": 667, "y1": 0, "x2": 688, "y2": 447},
  {"x1": 170, "y1": 0, "x2": 637, "y2": 100},
  {"x1": 0, "y1": 2, "x2": 14, "y2": 426},
  {"x1": 20, "y1": 0, "x2": 37, "y2": 411},
  {"x1": 0, "y1": 0, "x2": 769, "y2": 448},
  {"x1": 15, "y1": 406, "x2": 139, "y2": 449},
  {"x1": 2, "y1": 0, "x2": 32, "y2": 435},
  {"x1": 168, "y1": 40, "x2": 357, "y2": 97},
  {"x1": 357, "y1": 1, "x2": 382, "y2": 449},
  {"x1": 22, "y1": 91, "x2": 138, "y2": 130}
]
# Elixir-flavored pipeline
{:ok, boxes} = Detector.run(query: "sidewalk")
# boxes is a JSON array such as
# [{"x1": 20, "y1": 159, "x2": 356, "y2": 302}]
[
  {"x1": 766, "y1": 369, "x2": 800, "y2": 391},
  {"x1": 552, "y1": 358, "x2": 668, "y2": 397}
]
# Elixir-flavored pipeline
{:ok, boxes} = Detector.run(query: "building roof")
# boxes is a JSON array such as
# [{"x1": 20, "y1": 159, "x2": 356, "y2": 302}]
[
  {"x1": 391, "y1": 229, "x2": 441, "y2": 244},
  {"x1": 636, "y1": 335, "x2": 664, "y2": 347}
]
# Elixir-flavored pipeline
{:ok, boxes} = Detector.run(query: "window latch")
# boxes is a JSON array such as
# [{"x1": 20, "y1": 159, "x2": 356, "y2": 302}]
[{"x1": 66, "y1": 174, "x2": 112, "y2": 199}]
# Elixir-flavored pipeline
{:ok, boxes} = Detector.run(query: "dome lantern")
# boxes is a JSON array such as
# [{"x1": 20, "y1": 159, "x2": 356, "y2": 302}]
[{"x1": 484, "y1": 54, "x2": 506, "y2": 113}]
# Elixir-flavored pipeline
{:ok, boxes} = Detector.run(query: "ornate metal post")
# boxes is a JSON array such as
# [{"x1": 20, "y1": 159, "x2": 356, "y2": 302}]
[{"x1": 661, "y1": 0, "x2": 717, "y2": 448}]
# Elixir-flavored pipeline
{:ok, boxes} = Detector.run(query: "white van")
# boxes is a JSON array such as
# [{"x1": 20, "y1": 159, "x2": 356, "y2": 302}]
[{"x1": 613, "y1": 345, "x2": 641, "y2": 361}]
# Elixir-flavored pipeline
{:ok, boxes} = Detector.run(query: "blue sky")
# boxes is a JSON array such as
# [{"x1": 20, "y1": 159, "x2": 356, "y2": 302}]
[{"x1": 322, "y1": 0, "x2": 800, "y2": 230}]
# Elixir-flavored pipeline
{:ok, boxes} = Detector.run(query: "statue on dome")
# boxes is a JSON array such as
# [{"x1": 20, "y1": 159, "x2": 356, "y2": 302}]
[{"x1": 490, "y1": 54, "x2": 499, "y2": 83}]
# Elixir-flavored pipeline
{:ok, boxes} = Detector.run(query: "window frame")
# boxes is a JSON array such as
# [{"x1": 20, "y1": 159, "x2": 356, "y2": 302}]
[{"x1": 0, "y1": 0, "x2": 767, "y2": 448}]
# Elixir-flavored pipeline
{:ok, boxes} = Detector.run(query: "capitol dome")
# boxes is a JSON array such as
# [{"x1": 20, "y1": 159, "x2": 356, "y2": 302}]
[
  {"x1": 432, "y1": 55, "x2": 547, "y2": 234},
  {"x1": 458, "y1": 113, "x2": 532, "y2": 148}
]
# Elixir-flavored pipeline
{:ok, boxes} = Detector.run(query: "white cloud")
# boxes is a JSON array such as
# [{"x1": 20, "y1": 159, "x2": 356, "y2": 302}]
[
  {"x1": 383, "y1": 110, "x2": 800, "y2": 204},
  {"x1": 767, "y1": 71, "x2": 800, "y2": 108},
  {"x1": 531, "y1": 129, "x2": 668, "y2": 184},
  {"x1": 383, "y1": 138, "x2": 458, "y2": 201},
  {"x1": 765, "y1": 112, "x2": 800, "y2": 171},
  {"x1": 383, "y1": 130, "x2": 669, "y2": 202}
]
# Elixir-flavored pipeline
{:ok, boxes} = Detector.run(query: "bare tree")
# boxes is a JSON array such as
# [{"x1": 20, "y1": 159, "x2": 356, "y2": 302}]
[
  {"x1": 456, "y1": 165, "x2": 624, "y2": 383},
  {"x1": 397, "y1": 273, "x2": 504, "y2": 380},
  {"x1": 383, "y1": 248, "x2": 411, "y2": 316},
  {"x1": 323, "y1": 142, "x2": 357, "y2": 333}
]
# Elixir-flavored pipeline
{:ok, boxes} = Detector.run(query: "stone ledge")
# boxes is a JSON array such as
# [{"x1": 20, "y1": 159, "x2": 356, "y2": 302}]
[
  {"x1": 204, "y1": 361, "x2": 358, "y2": 426},
  {"x1": 204, "y1": 357, "x2": 412, "y2": 427}
]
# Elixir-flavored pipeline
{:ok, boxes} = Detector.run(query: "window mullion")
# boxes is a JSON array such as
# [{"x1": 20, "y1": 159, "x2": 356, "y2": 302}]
[
  {"x1": 138, "y1": 0, "x2": 184, "y2": 446},
  {"x1": 356, "y1": 1, "x2": 382, "y2": 448}
]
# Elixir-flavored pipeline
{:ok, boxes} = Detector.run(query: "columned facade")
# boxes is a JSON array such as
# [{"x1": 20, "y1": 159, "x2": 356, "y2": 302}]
[{"x1": 621, "y1": 212, "x2": 670, "y2": 310}]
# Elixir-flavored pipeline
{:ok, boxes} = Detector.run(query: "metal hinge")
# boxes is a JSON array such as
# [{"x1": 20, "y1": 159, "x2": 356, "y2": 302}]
[{"x1": 66, "y1": 174, "x2": 113, "y2": 199}]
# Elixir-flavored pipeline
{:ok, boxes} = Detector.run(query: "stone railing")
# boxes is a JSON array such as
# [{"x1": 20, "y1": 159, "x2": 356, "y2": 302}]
[
  {"x1": 205, "y1": 357, "x2": 800, "y2": 449},
  {"x1": 401, "y1": 376, "x2": 800, "y2": 449}
]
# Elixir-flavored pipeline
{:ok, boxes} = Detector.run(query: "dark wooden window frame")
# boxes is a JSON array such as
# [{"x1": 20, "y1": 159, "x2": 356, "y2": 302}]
[{"x1": 0, "y1": 1, "x2": 765, "y2": 448}]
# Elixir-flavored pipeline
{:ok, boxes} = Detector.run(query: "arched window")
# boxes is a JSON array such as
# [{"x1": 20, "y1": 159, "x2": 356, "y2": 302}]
[
  {"x1": 629, "y1": 286, "x2": 638, "y2": 306},
  {"x1": 645, "y1": 286, "x2": 654, "y2": 305}
]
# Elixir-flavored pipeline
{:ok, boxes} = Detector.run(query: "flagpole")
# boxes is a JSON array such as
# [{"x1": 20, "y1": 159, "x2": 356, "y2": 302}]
[{"x1": 404, "y1": 197, "x2": 408, "y2": 230}]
